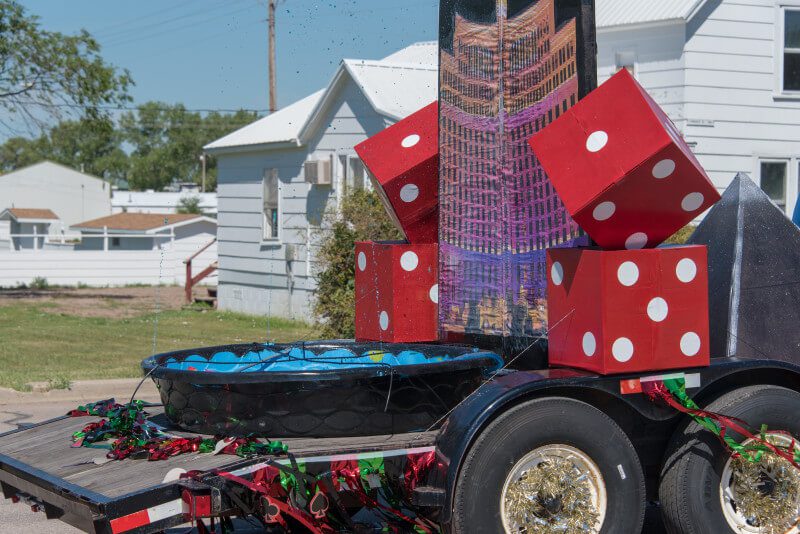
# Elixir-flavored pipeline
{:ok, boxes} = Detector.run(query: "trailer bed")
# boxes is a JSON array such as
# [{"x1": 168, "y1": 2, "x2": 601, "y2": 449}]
[{"x1": 0, "y1": 406, "x2": 439, "y2": 533}]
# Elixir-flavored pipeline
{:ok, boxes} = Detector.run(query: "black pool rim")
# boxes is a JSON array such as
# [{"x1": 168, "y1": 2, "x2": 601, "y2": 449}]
[{"x1": 141, "y1": 340, "x2": 503, "y2": 384}]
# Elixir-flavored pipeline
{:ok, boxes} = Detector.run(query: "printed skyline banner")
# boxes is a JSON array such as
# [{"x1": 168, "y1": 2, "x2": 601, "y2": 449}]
[{"x1": 438, "y1": 0, "x2": 597, "y2": 356}]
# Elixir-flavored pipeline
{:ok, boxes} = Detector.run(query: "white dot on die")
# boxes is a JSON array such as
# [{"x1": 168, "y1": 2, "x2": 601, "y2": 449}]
[
  {"x1": 680, "y1": 332, "x2": 701, "y2": 356},
  {"x1": 582, "y1": 332, "x2": 596, "y2": 357},
  {"x1": 379, "y1": 311, "x2": 389, "y2": 331},
  {"x1": 429, "y1": 284, "x2": 438, "y2": 304},
  {"x1": 400, "y1": 251, "x2": 419, "y2": 272},
  {"x1": 625, "y1": 232, "x2": 648, "y2": 250},
  {"x1": 682, "y1": 192, "x2": 704, "y2": 212},
  {"x1": 647, "y1": 297, "x2": 669, "y2": 322},
  {"x1": 357, "y1": 252, "x2": 367, "y2": 272},
  {"x1": 593, "y1": 201, "x2": 616, "y2": 221},
  {"x1": 551, "y1": 262, "x2": 564, "y2": 286},
  {"x1": 586, "y1": 131, "x2": 608, "y2": 152},
  {"x1": 676, "y1": 258, "x2": 697, "y2": 283},
  {"x1": 401, "y1": 134, "x2": 420, "y2": 148},
  {"x1": 612, "y1": 338, "x2": 634, "y2": 362},
  {"x1": 400, "y1": 183, "x2": 419, "y2": 203},
  {"x1": 617, "y1": 261, "x2": 640, "y2": 287},
  {"x1": 652, "y1": 159, "x2": 676, "y2": 179}
]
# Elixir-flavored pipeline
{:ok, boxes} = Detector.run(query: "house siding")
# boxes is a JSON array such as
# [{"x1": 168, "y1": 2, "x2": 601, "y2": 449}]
[
  {"x1": 683, "y1": 0, "x2": 800, "y2": 211},
  {"x1": 598, "y1": 0, "x2": 800, "y2": 215},
  {"x1": 216, "y1": 77, "x2": 390, "y2": 320},
  {"x1": 0, "y1": 162, "x2": 111, "y2": 234}
]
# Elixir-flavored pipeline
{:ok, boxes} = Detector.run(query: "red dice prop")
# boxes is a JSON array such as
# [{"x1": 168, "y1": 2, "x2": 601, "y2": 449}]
[
  {"x1": 546, "y1": 246, "x2": 710, "y2": 374},
  {"x1": 355, "y1": 241, "x2": 438, "y2": 342},
  {"x1": 529, "y1": 69, "x2": 720, "y2": 250},
  {"x1": 355, "y1": 102, "x2": 439, "y2": 244}
]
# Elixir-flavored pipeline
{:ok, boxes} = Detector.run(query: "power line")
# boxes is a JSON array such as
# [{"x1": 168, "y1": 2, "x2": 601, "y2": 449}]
[
  {"x1": 95, "y1": 0, "x2": 252, "y2": 41},
  {"x1": 143, "y1": 19, "x2": 263, "y2": 57},
  {"x1": 103, "y1": 3, "x2": 260, "y2": 48},
  {"x1": 91, "y1": 0, "x2": 198, "y2": 37},
  {"x1": 5, "y1": 99, "x2": 268, "y2": 114}
]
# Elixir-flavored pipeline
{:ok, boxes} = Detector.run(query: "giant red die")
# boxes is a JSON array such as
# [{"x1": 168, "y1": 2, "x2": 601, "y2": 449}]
[
  {"x1": 529, "y1": 69, "x2": 720, "y2": 250},
  {"x1": 546, "y1": 245, "x2": 710, "y2": 374},
  {"x1": 355, "y1": 241, "x2": 438, "y2": 342},
  {"x1": 355, "y1": 102, "x2": 438, "y2": 243}
]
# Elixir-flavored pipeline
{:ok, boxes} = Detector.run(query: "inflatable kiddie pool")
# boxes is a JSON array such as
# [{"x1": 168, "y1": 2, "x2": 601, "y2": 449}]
[{"x1": 142, "y1": 341, "x2": 503, "y2": 438}]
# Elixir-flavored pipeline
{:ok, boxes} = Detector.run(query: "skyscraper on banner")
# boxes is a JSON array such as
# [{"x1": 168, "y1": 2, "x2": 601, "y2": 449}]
[{"x1": 438, "y1": 0, "x2": 597, "y2": 355}]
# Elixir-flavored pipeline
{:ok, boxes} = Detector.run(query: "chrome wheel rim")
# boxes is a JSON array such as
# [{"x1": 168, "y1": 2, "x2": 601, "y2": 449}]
[
  {"x1": 500, "y1": 444, "x2": 607, "y2": 533},
  {"x1": 719, "y1": 434, "x2": 800, "y2": 533}
]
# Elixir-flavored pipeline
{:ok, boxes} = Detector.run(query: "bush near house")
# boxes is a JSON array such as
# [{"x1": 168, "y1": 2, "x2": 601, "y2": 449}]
[
  {"x1": 313, "y1": 189, "x2": 402, "y2": 338},
  {"x1": 664, "y1": 224, "x2": 696, "y2": 245}
]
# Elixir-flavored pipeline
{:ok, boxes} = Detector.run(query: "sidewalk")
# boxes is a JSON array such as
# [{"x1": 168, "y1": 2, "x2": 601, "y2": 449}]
[{"x1": 0, "y1": 378, "x2": 160, "y2": 433}]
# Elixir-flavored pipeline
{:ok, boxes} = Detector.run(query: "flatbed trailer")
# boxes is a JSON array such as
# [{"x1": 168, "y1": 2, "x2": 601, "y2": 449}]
[{"x1": 1, "y1": 358, "x2": 799, "y2": 533}]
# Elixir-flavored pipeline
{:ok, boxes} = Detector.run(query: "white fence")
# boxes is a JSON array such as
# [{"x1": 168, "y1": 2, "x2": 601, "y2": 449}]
[{"x1": 0, "y1": 234, "x2": 217, "y2": 288}]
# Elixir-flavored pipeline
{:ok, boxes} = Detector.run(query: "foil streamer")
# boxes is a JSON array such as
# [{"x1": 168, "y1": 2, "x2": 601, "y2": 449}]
[
  {"x1": 644, "y1": 379, "x2": 800, "y2": 470},
  {"x1": 70, "y1": 399, "x2": 286, "y2": 461}
]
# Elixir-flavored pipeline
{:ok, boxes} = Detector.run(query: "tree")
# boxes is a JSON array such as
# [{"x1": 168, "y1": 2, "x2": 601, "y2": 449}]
[
  {"x1": 313, "y1": 189, "x2": 403, "y2": 338},
  {"x1": 120, "y1": 103, "x2": 257, "y2": 191},
  {"x1": 0, "y1": 117, "x2": 128, "y2": 183},
  {"x1": 0, "y1": 1, "x2": 132, "y2": 133},
  {"x1": 177, "y1": 196, "x2": 203, "y2": 214},
  {"x1": 0, "y1": 135, "x2": 47, "y2": 171}
]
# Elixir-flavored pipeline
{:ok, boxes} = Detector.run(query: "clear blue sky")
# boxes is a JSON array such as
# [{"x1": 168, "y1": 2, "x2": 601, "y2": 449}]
[{"x1": 19, "y1": 0, "x2": 439, "y2": 117}]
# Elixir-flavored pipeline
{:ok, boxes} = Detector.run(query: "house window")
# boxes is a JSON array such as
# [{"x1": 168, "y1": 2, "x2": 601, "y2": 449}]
[
  {"x1": 338, "y1": 155, "x2": 368, "y2": 195},
  {"x1": 346, "y1": 157, "x2": 366, "y2": 192},
  {"x1": 111, "y1": 237, "x2": 120, "y2": 247},
  {"x1": 760, "y1": 160, "x2": 788, "y2": 211},
  {"x1": 782, "y1": 8, "x2": 800, "y2": 91},
  {"x1": 262, "y1": 169, "x2": 279, "y2": 240}
]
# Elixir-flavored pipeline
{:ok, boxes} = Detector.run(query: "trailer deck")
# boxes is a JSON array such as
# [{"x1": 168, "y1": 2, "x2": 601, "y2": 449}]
[{"x1": 0, "y1": 406, "x2": 439, "y2": 533}]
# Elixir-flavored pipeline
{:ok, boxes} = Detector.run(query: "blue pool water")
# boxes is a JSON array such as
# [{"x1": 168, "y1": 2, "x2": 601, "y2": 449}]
[{"x1": 160, "y1": 344, "x2": 504, "y2": 374}]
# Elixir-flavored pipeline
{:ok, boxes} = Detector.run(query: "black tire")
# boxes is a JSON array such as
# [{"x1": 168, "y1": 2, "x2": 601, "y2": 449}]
[
  {"x1": 659, "y1": 385, "x2": 800, "y2": 534},
  {"x1": 451, "y1": 397, "x2": 646, "y2": 533}
]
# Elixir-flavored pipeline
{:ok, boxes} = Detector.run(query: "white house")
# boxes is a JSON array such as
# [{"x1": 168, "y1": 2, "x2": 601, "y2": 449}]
[
  {"x1": 0, "y1": 208, "x2": 60, "y2": 250},
  {"x1": 71, "y1": 212, "x2": 217, "y2": 251},
  {"x1": 596, "y1": 0, "x2": 800, "y2": 215},
  {"x1": 205, "y1": 42, "x2": 438, "y2": 319},
  {"x1": 111, "y1": 191, "x2": 218, "y2": 215},
  {"x1": 0, "y1": 161, "x2": 112, "y2": 239}
]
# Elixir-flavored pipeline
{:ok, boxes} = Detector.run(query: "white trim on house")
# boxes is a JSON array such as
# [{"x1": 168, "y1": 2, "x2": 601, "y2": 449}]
[{"x1": 774, "y1": 1, "x2": 800, "y2": 100}]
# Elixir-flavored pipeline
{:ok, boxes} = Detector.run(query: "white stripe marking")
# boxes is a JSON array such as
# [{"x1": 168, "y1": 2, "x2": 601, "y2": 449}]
[{"x1": 146, "y1": 499, "x2": 183, "y2": 523}]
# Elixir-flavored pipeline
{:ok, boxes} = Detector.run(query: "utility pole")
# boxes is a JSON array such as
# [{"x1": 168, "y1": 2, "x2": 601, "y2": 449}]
[
  {"x1": 199, "y1": 154, "x2": 207, "y2": 193},
  {"x1": 268, "y1": 0, "x2": 277, "y2": 113}
]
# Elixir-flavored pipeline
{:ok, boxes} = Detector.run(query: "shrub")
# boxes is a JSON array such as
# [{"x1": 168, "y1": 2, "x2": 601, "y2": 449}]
[
  {"x1": 664, "y1": 224, "x2": 696, "y2": 245},
  {"x1": 177, "y1": 195, "x2": 203, "y2": 214},
  {"x1": 313, "y1": 188, "x2": 402, "y2": 338},
  {"x1": 31, "y1": 276, "x2": 49, "y2": 290}
]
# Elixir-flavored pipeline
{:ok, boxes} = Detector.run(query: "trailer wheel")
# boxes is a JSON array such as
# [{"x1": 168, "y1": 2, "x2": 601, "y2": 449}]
[
  {"x1": 451, "y1": 397, "x2": 645, "y2": 533},
  {"x1": 659, "y1": 385, "x2": 800, "y2": 534}
]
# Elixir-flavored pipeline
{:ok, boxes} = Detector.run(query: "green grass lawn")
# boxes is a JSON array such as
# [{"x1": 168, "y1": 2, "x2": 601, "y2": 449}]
[{"x1": 0, "y1": 303, "x2": 314, "y2": 390}]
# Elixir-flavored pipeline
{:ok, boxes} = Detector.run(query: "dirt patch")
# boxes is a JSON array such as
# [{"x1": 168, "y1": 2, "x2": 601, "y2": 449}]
[{"x1": 0, "y1": 286, "x2": 186, "y2": 318}]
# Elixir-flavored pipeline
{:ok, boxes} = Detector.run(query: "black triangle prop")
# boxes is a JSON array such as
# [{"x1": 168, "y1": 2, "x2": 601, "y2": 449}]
[{"x1": 688, "y1": 173, "x2": 800, "y2": 363}]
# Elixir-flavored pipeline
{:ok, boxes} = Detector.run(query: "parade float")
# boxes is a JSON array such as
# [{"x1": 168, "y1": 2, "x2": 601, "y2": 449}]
[{"x1": 0, "y1": 1, "x2": 799, "y2": 533}]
